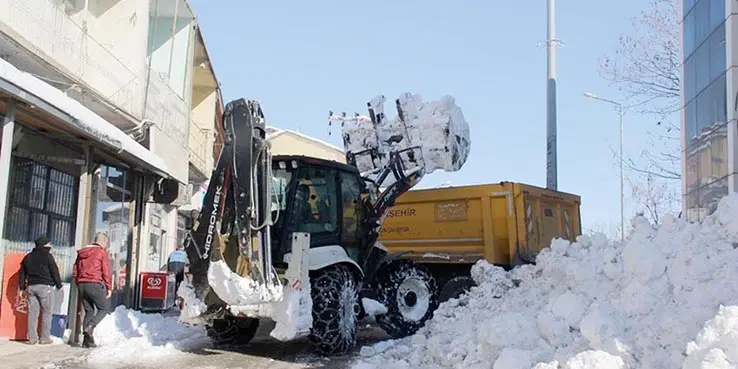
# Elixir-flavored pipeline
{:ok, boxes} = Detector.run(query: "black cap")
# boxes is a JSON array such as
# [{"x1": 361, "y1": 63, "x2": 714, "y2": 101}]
[{"x1": 34, "y1": 236, "x2": 50, "y2": 248}]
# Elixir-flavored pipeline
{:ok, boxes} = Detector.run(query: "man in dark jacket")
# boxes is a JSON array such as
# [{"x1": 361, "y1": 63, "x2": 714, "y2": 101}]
[
  {"x1": 72, "y1": 232, "x2": 112, "y2": 348},
  {"x1": 19, "y1": 236, "x2": 63, "y2": 345}
]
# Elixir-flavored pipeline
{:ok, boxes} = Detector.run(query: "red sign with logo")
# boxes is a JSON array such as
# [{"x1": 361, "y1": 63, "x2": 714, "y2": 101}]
[
  {"x1": 0, "y1": 253, "x2": 31, "y2": 340},
  {"x1": 139, "y1": 272, "x2": 167, "y2": 300}
]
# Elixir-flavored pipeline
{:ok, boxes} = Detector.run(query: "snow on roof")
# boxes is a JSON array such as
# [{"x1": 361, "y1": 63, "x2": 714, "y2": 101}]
[
  {"x1": 265, "y1": 126, "x2": 345, "y2": 154},
  {"x1": 0, "y1": 58, "x2": 177, "y2": 182}
]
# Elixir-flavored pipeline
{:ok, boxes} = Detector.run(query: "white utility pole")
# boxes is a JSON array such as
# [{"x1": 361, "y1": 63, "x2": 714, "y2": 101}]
[
  {"x1": 584, "y1": 92, "x2": 626, "y2": 241},
  {"x1": 546, "y1": 0, "x2": 560, "y2": 191}
]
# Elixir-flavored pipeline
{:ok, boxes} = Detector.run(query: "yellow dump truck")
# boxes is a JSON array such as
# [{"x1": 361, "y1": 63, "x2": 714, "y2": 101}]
[{"x1": 378, "y1": 181, "x2": 582, "y2": 302}]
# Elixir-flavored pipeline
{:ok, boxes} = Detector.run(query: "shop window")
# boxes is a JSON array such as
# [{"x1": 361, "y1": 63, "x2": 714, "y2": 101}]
[{"x1": 5, "y1": 157, "x2": 77, "y2": 246}]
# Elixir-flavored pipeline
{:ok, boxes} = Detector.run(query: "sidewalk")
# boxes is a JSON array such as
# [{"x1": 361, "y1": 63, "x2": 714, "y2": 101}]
[{"x1": 0, "y1": 339, "x2": 85, "y2": 369}]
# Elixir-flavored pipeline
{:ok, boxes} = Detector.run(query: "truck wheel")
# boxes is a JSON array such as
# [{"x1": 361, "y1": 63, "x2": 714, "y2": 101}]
[
  {"x1": 309, "y1": 264, "x2": 360, "y2": 355},
  {"x1": 206, "y1": 316, "x2": 259, "y2": 346},
  {"x1": 375, "y1": 260, "x2": 439, "y2": 339},
  {"x1": 439, "y1": 276, "x2": 476, "y2": 303}
]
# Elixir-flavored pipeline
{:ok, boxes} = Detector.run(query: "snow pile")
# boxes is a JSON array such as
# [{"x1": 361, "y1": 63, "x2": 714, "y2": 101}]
[
  {"x1": 207, "y1": 259, "x2": 283, "y2": 306},
  {"x1": 354, "y1": 195, "x2": 738, "y2": 369},
  {"x1": 87, "y1": 306, "x2": 208, "y2": 367},
  {"x1": 177, "y1": 279, "x2": 208, "y2": 324},
  {"x1": 340, "y1": 93, "x2": 470, "y2": 186},
  {"x1": 362, "y1": 298, "x2": 389, "y2": 317},
  {"x1": 682, "y1": 305, "x2": 738, "y2": 369}
]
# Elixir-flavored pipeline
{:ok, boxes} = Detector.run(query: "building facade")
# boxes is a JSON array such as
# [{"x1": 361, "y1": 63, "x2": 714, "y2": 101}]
[
  {"x1": 681, "y1": 0, "x2": 738, "y2": 221},
  {"x1": 0, "y1": 0, "x2": 221, "y2": 338}
]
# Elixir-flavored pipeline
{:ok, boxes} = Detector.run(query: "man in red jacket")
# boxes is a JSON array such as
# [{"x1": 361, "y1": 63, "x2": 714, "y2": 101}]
[{"x1": 72, "y1": 232, "x2": 112, "y2": 348}]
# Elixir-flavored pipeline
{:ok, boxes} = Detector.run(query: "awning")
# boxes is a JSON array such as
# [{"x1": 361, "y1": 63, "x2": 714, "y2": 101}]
[{"x1": 0, "y1": 58, "x2": 177, "y2": 181}]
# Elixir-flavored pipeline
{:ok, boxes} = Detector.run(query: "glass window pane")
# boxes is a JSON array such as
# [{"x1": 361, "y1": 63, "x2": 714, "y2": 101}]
[
  {"x1": 684, "y1": 8, "x2": 696, "y2": 58},
  {"x1": 701, "y1": 175, "x2": 728, "y2": 217},
  {"x1": 339, "y1": 172, "x2": 364, "y2": 259},
  {"x1": 708, "y1": 123, "x2": 729, "y2": 180},
  {"x1": 710, "y1": 0, "x2": 725, "y2": 32},
  {"x1": 30, "y1": 212, "x2": 48, "y2": 241},
  {"x1": 696, "y1": 0, "x2": 711, "y2": 47},
  {"x1": 710, "y1": 74, "x2": 728, "y2": 125},
  {"x1": 293, "y1": 166, "x2": 340, "y2": 245},
  {"x1": 29, "y1": 173, "x2": 47, "y2": 210},
  {"x1": 685, "y1": 144, "x2": 702, "y2": 193},
  {"x1": 696, "y1": 88, "x2": 710, "y2": 134},
  {"x1": 5, "y1": 207, "x2": 29, "y2": 241},
  {"x1": 709, "y1": 23, "x2": 726, "y2": 82},
  {"x1": 696, "y1": 43, "x2": 711, "y2": 94}
]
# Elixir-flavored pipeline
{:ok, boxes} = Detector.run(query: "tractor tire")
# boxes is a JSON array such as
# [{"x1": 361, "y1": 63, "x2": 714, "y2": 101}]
[
  {"x1": 309, "y1": 264, "x2": 361, "y2": 356},
  {"x1": 375, "y1": 260, "x2": 439, "y2": 339},
  {"x1": 438, "y1": 276, "x2": 476, "y2": 303},
  {"x1": 206, "y1": 316, "x2": 259, "y2": 346}
]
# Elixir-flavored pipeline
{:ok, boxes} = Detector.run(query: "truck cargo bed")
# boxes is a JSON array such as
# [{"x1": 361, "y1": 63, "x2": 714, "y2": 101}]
[{"x1": 378, "y1": 182, "x2": 582, "y2": 267}]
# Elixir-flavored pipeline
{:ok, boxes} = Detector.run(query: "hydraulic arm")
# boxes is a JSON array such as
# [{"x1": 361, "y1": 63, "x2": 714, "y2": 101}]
[{"x1": 183, "y1": 98, "x2": 280, "y2": 302}]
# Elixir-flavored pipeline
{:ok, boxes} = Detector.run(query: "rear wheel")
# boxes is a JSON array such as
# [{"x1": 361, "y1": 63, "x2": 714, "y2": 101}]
[
  {"x1": 375, "y1": 260, "x2": 439, "y2": 339},
  {"x1": 439, "y1": 276, "x2": 476, "y2": 303},
  {"x1": 206, "y1": 316, "x2": 259, "y2": 346},
  {"x1": 309, "y1": 264, "x2": 360, "y2": 355}
]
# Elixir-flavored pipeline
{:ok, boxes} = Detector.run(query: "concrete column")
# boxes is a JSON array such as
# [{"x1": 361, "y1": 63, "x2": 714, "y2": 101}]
[
  {"x1": 0, "y1": 101, "x2": 17, "y2": 298},
  {"x1": 68, "y1": 144, "x2": 94, "y2": 345}
]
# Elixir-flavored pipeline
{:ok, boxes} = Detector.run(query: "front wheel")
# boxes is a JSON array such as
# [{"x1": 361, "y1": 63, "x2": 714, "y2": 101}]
[
  {"x1": 309, "y1": 264, "x2": 360, "y2": 355},
  {"x1": 206, "y1": 316, "x2": 259, "y2": 346},
  {"x1": 375, "y1": 260, "x2": 439, "y2": 339}
]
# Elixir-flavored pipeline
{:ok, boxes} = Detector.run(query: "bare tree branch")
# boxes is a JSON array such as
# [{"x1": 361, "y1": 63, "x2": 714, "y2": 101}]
[
  {"x1": 629, "y1": 173, "x2": 680, "y2": 224},
  {"x1": 599, "y1": 0, "x2": 681, "y2": 181}
]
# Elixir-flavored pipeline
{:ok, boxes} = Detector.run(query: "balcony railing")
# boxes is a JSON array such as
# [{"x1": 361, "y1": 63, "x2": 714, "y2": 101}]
[{"x1": 0, "y1": 0, "x2": 190, "y2": 150}]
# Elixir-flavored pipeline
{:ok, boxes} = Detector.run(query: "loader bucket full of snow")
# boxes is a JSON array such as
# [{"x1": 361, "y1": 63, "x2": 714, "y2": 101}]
[{"x1": 330, "y1": 93, "x2": 471, "y2": 187}]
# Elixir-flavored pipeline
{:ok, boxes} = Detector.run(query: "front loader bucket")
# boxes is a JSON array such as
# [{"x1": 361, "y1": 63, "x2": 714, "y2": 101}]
[{"x1": 183, "y1": 98, "x2": 282, "y2": 316}]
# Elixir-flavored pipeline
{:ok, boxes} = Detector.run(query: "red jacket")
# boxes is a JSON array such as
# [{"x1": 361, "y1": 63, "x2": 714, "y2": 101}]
[{"x1": 73, "y1": 244, "x2": 112, "y2": 291}]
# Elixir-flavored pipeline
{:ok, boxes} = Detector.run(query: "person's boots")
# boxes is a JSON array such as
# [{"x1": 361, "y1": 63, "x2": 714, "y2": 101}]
[{"x1": 82, "y1": 326, "x2": 97, "y2": 348}]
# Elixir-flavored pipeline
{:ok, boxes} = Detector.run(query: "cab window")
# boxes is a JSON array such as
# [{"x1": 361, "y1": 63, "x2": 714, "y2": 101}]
[{"x1": 293, "y1": 165, "x2": 339, "y2": 246}]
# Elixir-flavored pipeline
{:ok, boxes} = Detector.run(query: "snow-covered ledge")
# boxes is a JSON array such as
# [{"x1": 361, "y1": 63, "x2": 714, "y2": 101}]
[{"x1": 0, "y1": 57, "x2": 181, "y2": 183}]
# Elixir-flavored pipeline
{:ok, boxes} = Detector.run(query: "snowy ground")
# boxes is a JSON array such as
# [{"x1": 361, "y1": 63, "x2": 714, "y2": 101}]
[
  {"x1": 353, "y1": 195, "x2": 738, "y2": 369},
  {"x1": 19, "y1": 195, "x2": 738, "y2": 368},
  {"x1": 24, "y1": 308, "x2": 387, "y2": 369}
]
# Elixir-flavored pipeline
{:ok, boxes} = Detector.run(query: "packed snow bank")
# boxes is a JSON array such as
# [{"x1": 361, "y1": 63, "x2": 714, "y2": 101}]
[
  {"x1": 177, "y1": 279, "x2": 207, "y2": 324},
  {"x1": 207, "y1": 259, "x2": 282, "y2": 305},
  {"x1": 339, "y1": 93, "x2": 470, "y2": 186},
  {"x1": 87, "y1": 306, "x2": 208, "y2": 367},
  {"x1": 354, "y1": 195, "x2": 738, "y2": 369}
]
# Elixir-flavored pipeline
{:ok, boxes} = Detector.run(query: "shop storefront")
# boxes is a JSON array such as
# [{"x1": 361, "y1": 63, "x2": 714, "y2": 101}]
[{"x1": 0, "y1": 59, "x2": 181, "y2": 341}]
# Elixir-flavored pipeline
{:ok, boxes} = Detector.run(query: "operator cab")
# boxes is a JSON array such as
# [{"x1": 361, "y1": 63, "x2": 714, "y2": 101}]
[{"x1": 270, "y1": 155, "x2": 374, "y2": 266}]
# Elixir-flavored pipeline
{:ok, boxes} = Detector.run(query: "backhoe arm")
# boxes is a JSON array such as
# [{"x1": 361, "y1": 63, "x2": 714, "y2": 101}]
[{"x1": 184, "y1": 98, "x2": 278, "y2": 302}]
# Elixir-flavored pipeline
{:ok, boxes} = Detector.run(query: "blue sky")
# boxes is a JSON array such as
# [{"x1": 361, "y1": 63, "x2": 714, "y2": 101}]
[{"x1": 189, "y1": 0, "x2": 669, "y2": 232}]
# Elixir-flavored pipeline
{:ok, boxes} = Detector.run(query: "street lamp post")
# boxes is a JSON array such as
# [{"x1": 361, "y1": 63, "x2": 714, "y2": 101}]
[{"x1": 584, "y1": 92, "x2": 625, "y2": 241}]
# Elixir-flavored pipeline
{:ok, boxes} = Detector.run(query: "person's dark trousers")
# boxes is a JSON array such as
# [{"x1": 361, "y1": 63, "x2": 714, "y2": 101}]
[
  {"x1": 167, "y1": 261, "x2": 185, "y2": 292},
  {"x1": 78, "y1": 282, "x2": 109, "y2": 347}
]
